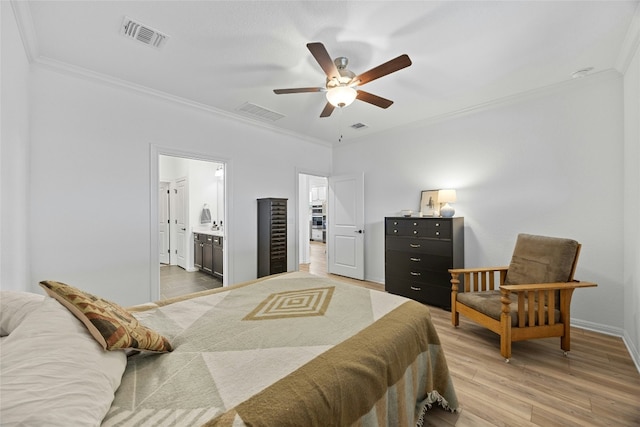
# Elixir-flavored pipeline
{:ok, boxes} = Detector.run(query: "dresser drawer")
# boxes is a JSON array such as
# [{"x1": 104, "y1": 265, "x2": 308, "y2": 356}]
[
  {"x1": 386, "y1": 218, "x2": 451, "y2": 238},
  {"x1": 385, "y1": 237, "x2": 452, "y2": 256},
  {"x1": 385, "y1": 279, "x2": 452, "y2": 308},
  {"x1": 386, "y1": 250, "x2": 452, "y2": 272}
]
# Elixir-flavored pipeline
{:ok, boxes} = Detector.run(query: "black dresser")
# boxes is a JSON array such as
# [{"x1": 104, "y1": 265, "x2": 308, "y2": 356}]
[
  {"x1": 385, "y1": 217, "x2": 464, "y2": 310},
  {"x1": 257, "y1": 198, "x2": 287, "y2": 278}
]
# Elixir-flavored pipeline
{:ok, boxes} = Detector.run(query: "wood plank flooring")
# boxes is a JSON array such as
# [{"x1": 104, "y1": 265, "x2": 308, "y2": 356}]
[
  {"x1": 163, "y1": 242, "x2": 639, "y2": 425},
  {"x1": 302, "y1": 242, "x2": 640, "y2": 426}
]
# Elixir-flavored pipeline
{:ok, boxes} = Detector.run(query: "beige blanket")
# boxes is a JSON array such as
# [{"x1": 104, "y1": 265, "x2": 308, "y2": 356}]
[{"x1": 103, "y1": 272, "x2": 457, "y2": 426}]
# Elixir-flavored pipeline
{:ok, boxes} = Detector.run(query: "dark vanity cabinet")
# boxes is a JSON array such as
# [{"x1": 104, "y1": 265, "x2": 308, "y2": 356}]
[
  {"x1": 385, "y1": 217, "x2": 464, "y2": 310},
  {"x1": 212, "y1": 235, "x2": 223, "y2": 280},
  {"x1": 258, "y1": 198, "x2": 287, "y2": 278},
  {"x1": 194, "y1": 233, "x2": 223, "y2": 280}
]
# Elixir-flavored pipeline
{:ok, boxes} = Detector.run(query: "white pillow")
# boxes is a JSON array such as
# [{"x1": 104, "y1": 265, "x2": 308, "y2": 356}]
[
  {"x1": 0, "y1": 291, "x2": 44, "y2": 336},
  {"x1": 0, "y1": 297, "x2": 127, "y2": 426}
]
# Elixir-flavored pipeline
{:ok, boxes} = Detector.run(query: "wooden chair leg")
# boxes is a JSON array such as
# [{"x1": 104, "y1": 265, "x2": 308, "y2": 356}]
[
  {"x1": 451, "y1": 273, "x2": 460, "y2": 326},
  {"x1": 500, "y1": 288, "x2": 512, "y2": 361}
]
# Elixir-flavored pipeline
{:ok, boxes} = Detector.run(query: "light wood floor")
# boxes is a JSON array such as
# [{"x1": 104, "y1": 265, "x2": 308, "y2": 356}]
[
  {"x1": 303, "y1": 242, "x2": 640, "y2": 426},
  {"x1": 162, "y1": 242, "x2": 639, "y2": 425}
]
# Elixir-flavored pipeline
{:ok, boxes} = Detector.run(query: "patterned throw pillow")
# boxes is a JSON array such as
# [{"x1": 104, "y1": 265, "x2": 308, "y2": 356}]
[{"x1": 39, "y1": 280, "x2": 173, "y2": 353}]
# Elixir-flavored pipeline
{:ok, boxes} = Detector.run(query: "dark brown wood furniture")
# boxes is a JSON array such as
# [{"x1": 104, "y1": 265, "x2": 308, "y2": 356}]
[
  {"x1": 385, "y1": 216, "x2": 464, "y2": 309},
  {"x1": 194, "y1": 232, "x2": 223, "y2": 280},
  {"x1": 258, "y1": 198, "x2": 287, "y2": 278}
]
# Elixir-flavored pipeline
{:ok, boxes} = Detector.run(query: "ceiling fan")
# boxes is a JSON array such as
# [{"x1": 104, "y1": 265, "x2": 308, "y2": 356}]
[{"x1": 273, "y1": 42, "x2": 412, "y2": 118}]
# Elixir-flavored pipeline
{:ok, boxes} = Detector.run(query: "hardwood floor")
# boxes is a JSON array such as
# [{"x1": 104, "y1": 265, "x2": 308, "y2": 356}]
[
  {"x1": 303, "y1": 241, "x2": 640, "y2": 426},
  {"x1": 161, "y1": 242, "x2": 639, "y2": 425}
]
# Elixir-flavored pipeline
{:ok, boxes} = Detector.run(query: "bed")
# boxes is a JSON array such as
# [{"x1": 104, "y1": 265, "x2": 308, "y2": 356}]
[{"x1": 1, "y1": 271, "x2": 458, "y2": 426}]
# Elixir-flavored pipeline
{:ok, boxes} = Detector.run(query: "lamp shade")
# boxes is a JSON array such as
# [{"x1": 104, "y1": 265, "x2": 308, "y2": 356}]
[
  {"x1": 438, "y1": 189, "x2": 457, "y2": 203},
  {"x1": 326, "y1": 86, "x2": 357, "y2": 108}
]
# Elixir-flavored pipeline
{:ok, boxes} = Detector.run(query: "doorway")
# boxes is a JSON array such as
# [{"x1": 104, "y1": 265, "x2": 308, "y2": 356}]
[
  {"x1": 151, "y1": 149, "x2": 227, "y2": 301},
  {"x1": 298, "y1": 173, "x2": 328, "y2": 274}
]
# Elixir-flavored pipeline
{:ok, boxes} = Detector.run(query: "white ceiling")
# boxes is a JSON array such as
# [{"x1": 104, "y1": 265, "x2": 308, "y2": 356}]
[{"x1": 14, "y1": 1, "x2": 638, "y2": 146}]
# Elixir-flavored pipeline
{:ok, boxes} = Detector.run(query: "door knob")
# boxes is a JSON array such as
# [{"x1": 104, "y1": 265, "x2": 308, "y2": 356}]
[{"x1": 354, "y1": 229, "x2": 364, "y2": 234}]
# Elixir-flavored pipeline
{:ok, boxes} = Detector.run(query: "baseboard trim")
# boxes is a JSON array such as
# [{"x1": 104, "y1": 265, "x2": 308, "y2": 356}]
[{"x1": 572, "y1": 318, "x2": 640, "y2": 373}]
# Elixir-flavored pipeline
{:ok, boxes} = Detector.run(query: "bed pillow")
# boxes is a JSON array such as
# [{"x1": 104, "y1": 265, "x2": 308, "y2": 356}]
[
  {"x1": 39, "y1": 280, "x2": 173, "y2": 352},
  {"x1": 0, "y1": 291, "x2": 44, "y2": 337},
  {"x1": 0, "y1": 297, "x2": 127, "y2": 426}
]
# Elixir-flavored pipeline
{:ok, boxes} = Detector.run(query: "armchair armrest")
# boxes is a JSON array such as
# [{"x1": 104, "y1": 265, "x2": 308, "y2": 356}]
[
  {"x1": 449, "y1": 266, "x2": 509, "y2": 293},
  {"x1": 499, "y1": 281, "x2": 597, "y2": 329},
  {"x1": 500, "y1": 281, "x2": 597, "y2": 292}
]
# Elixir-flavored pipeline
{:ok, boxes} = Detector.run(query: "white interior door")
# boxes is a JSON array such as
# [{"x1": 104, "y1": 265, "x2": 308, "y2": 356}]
[
  {"x1": 175, "y1": 178, "x2": 187, "y2": 269},
  {"x1": 327, "y1": 173, "x2": 364, "y2": 280},
  {"x1": 159, "y1": 182, "x2": 170, "y2": 264}
]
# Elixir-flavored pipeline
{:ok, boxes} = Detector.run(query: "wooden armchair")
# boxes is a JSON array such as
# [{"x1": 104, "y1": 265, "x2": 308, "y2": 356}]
[{"x1": 449, "y1": 234, "x2": 596, "y2": 362}]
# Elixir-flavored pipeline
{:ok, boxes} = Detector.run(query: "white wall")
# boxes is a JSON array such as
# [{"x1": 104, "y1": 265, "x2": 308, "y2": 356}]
[
  {"x1": 26, "y1": 66, "x2": 331, "y2": 306},
  {"x1": 0, "y1": 2, "x2": 31, "y2": 291},
  {"x1": 333, "y1": 72, "x2": 625, "y2": 332},
  {"x1": 623, "y1": 43, "x2": 640, "y2": 366}
]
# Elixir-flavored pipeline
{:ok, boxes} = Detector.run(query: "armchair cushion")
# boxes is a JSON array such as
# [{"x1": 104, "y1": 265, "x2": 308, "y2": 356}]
[
  {"x1": 457, "y1": 290, "x2": 560, "y2": 326},
  {"x1": 504, "y1": 234, "x2": 579, "y2": 285}
]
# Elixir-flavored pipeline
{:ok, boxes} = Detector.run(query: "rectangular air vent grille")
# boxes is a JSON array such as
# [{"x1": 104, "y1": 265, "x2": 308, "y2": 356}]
[
  {"x1": 121, "y1": 17, "x2": 169, "y2": 49},
  {"x1": 236, "y1": 103, "x2": 285, "y2": 122},
  {"x1": 350, "y1": 122, "x2": 368, "y2": 129}
]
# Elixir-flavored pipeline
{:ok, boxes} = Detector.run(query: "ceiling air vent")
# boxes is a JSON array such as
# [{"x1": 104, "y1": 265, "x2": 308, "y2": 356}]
[
  {"x1": 236, "y1": 103, "x2": 285, "y2": 122},
  {"x1": 350, "y1": 122, "x2": 368, "y2": 130},
  {"x1": 120, "y1": 16, "x2": 169, "y2": 49}
]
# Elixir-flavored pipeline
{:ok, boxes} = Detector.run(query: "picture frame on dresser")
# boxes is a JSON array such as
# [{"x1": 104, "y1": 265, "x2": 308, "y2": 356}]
[{"x1": 420, "y1": 190, "x2": 439, "y2": 217}]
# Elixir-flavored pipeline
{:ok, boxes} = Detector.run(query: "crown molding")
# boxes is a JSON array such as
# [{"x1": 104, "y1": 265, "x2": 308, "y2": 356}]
[
  {"x1": 339, "y1": 68, "x2": 622, "y2": 148},
  {"x1": 10, "y1": 0, "x2": 39, "y2": 62},
  {"x1": 616, "y1": 2, "x2": 640, "y2": 74},
  {"x1": 32, "y1": 55, "x2": 332, "y2": 148}
]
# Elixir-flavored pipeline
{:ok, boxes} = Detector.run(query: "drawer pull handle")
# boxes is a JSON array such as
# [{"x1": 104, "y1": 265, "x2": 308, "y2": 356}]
[
  {"x1": 410, "y1": 244, "x2": 421, "y2": 248},
  {"x1": 410, "y1": 286, "x2": 422, "y2": 291},
  {"x1": 413, "y1": 222, "x2": 418, "y2": 226},
  {"x1": 435, "y1": 231, "x2": 440, "y2": 236},
  {"x1": 435, "y1": 223, "x2": 440, "y2": 227},
  {"x1": 413, "y1": 230, "x2": 418, "y2": 234},
  {"x1": 410, "y1": 257, "x2": 421, "y2": 262},
  {"x1": 410, "y1": 272, "x2": 421, "y2": 276},
  {"x1": 393, "y1": 230, "x2": 398, "y2": 233}
]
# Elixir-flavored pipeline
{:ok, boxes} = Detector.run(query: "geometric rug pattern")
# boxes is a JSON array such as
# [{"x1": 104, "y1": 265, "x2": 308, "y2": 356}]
[{"x1": 243, "y1": 286, "x2": 335, "y2": 321}]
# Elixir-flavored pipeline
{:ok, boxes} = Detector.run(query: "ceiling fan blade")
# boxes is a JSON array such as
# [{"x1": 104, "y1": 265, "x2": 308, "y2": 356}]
[
  {"x1": 320, "y1": 102, "x2": 335, "y2": 118},
  {"x1": 273, "y1": 87, "x2": 323, "y2": 94},
  {"x1": 353, "y1": 54, "x2": 412, "y2": 86},
  {"x1": 356, "y1": 90, "x2": 394, "y2": 109},
  {"x1": 307, "y1": 42, "x2": 340, "y2": 81}
]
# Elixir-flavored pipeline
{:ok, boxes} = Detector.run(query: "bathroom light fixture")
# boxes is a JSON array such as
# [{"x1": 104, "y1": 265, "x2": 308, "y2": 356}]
[
  {"x1": 325, "y1": 85, "x2": 357, "y2": 108},
  {"x1": 438, "y1": 189, "x2": 457, "y2": 218}
]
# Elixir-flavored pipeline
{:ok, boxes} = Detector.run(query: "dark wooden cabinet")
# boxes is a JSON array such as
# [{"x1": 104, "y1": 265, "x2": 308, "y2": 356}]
[
  {"x1": 385, "y1": 217, "x2": 464, "y2": 310},
  {"x1": 212, "y1": 235, "x2": 223, "y2": 280},
  {"x1": 258, "y1": 198, "x2": 287, "y2": 278},
  {"x1": 194, "y1": 233, "x2": 223, "y2": 280}
]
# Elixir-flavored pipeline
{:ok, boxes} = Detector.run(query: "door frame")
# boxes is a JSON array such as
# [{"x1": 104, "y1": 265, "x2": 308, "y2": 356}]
[
  {"x1": 295, "y1": 168, "x2": 331, "y2": 273},
  {"x1": 159, "y1": 181, "x2": 171, "y2": 264},
  {"x1": 150, "y1": 145, "x2": 231, "y2": 302}
]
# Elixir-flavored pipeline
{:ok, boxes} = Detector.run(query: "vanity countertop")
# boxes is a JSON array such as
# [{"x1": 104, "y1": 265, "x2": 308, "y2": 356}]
[{"x1": 192, "y1": 227, "x2": 224, "y2": 237}]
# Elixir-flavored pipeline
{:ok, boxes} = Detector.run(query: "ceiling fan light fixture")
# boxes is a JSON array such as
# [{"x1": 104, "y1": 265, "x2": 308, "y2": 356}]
[{"x1": 326, "y1": 86, "x2": 357, "y2": 108}]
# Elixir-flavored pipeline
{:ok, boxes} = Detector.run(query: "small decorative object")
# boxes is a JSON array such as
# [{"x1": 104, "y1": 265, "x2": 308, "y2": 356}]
[
  {"x1": 401, "y1": 209, "x2": 413, "y2": 217},
  {"x1": 438, "y1": 189, "x2": 457, "y2": 217},
  {"x1": 420, "y1": 190, "x2": 439, "y2": 217}
]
